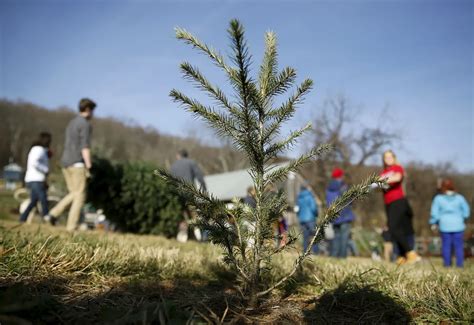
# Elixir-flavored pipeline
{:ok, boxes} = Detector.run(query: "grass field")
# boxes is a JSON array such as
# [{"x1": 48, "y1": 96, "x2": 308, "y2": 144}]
[
  {"x1": 0, "y1": 219, "x2": 473, "y2": 324},
  {"x1": 0, "y1": 190, "x2": 19, "y2": 221}
]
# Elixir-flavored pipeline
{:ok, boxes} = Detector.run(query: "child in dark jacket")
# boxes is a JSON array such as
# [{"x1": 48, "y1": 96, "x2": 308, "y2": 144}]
[{"x1": 326, "y1": 168, "x2": 355, "y2": 258}]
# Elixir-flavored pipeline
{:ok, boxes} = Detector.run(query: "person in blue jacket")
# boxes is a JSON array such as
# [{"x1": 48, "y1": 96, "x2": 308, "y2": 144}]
[
  {"x1": 430, "y1": 179, "x2": 470, "y2": 267},
  {"x1": 297, "y1": 183, "x2": 319, "y2": 254},
  {"x1": 326, "y1": 168, "x2": 356, "y2": 258}
]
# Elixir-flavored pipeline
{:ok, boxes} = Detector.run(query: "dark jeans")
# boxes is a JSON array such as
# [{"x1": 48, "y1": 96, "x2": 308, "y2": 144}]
[
  {"x1": 441, "y1": 231, "x2": 464, "y2": 267},
  {"x1": 392, "y1": 234, "x2": 415, "y2": 259},
  {"x1": 300, "y1": 221, "x2": 319, "y2": 254},
  {"x1": 386, "y1": 198, "x2": 414, "y2": 257},
  {"x1": 331, "y1": 222, "x2": 351, "y2": 258},
  {"x1": 19, "y1": 182, "x2": 48, "y2": 222},
  {"x1": 347, "y1": 238, "x2": 358, "y2": 256}
]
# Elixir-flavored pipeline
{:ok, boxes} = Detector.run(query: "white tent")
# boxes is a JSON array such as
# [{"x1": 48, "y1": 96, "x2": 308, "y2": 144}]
[{"x1": 203, "y1": 162, "x2": 306, "y2": 206}]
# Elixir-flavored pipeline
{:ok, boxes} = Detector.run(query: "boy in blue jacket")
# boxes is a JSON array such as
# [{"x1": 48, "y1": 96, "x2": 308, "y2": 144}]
[
  {"x1": 297, "y1": 184, "x2": 319, "y2": 254},
  {"x1": 430, "y1": 179, "x2": 470, "y2": 267}
]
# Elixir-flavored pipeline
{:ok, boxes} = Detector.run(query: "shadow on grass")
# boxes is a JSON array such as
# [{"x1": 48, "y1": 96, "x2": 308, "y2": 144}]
[
  {"x1": 280, "y1": 264, "x2": 315, "y2": 298},
  {"x1": 303, "y1": 279, "x2": 411, "y2": 324},
  {"x1": 0, "y1": 263, "x2": 244, "y2": 324},
  {"x1": 0, "y1": 265, "x2": 412, "y2": 324}
]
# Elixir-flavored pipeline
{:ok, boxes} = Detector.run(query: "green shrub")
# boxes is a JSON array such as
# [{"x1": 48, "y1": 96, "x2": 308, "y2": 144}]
[{"x1": 88, "y1": 157, "x2": 182, "y2": 237}]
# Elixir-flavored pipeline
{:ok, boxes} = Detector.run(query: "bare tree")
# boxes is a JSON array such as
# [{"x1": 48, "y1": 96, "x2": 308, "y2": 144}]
[
  {"x1": 311, "y1": 96, "x2": 353, "y2": 167},
  {"x1": 311, "y1": 95, "x2": 401, "y2": 169},
  {"x1": 303, "y1": 95, "x2": 403, "y2": 228}
]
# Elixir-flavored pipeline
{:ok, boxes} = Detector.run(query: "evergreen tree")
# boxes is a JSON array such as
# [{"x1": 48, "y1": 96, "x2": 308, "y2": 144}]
[{"x1": 156, "y1": 19, "x2": 382, "y2": 305}]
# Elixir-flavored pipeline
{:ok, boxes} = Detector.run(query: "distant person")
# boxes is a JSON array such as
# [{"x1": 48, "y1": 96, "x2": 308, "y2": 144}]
[
  {"x1": 370, "y1": 240, "x2": 382, "y2": 261},
  {"x1": 326, "y1": 168, "x2": 355, "y2": 258},
  {"x1": 242, "y1": 186, "x2": 257, "y2": 247},
  {"x1": 430, "y1": 179, "x2": 470, "y2": 267},
  {"x1": 277, "y1": 212, "x2": 288, "y2": 248},
  {"x1": 243, "y1": 186, "x2": 257, "y2": 209},
  {"x1": 45, "y1": 98, "x2": 96, "y2": 231},
  {"x1": 19, "y1": 132, "x2": 52, "y2": 223},
  {"x1": 379, "y1": 150, "x2": 420, "y2": 264},
  {"x1": 170, "y1": 149, "x2": 206, "y2": 242},
  {"x1": 171, "y1": 149, "x2": 206, "y2": 191},
  {"x1": 296, "y1": 183, "x2": 318, "y2": 254},
  {"x1": 263, "y1": 183, "x2": 287, "y2": 248}
]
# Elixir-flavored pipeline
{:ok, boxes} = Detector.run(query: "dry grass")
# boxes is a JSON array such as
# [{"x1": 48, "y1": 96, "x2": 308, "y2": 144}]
[{"x1": 1, "y1": 220, "x2": 473, "y2": 324}]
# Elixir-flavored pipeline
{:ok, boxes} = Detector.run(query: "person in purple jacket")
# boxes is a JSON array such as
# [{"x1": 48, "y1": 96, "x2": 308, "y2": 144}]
[
  {"x1": 430, "y1": 179, "x2": 470, "y2": 267},
  {"x1": 326, "y1": 168, "x2": 356, "y2": 258}
]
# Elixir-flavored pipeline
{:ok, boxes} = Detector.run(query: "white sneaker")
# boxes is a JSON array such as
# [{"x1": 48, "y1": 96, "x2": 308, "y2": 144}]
[{"x1": 43, "y1": 214, "x2": 57, "y2": 225}]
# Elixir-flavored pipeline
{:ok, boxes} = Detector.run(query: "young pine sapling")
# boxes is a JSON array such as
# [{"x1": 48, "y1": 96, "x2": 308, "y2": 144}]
[{"x1": 156, "y1": 19, "x2": 382, "y2": 305}]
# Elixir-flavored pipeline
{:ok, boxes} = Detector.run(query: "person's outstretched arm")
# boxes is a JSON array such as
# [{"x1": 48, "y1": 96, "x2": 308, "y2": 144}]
[{"x1": 82, "y1": 148, "x2": 92, "y2": 169}]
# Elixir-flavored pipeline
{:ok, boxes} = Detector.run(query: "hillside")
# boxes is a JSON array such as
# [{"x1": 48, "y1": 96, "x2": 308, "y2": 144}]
[{"x1": 0, "y1": 99, "x2": 248, "y2": 175}]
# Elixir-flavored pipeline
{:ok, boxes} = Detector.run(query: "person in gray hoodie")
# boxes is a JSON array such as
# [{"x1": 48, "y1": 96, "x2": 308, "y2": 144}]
[
  {"x1": 171, "y1": 149, "x2": 206, "y2": 191},
  {"x1": 170, "y1": 149, "x2": 206, "y2": 241}
]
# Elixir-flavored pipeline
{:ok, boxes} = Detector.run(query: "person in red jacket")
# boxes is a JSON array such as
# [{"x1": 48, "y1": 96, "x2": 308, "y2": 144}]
[{"x1": 380, "y1": 150, "x2": 421, "y2": 265}]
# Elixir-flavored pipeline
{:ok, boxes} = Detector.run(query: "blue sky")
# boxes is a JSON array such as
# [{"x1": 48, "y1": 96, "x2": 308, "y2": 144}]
[{"x1": 1, "y1": 0, "x2": 472, "y2": 171}]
